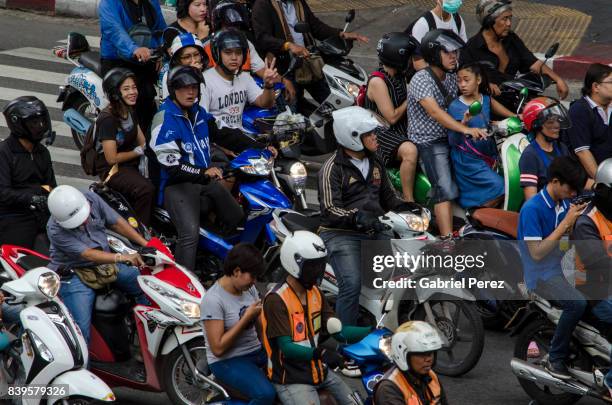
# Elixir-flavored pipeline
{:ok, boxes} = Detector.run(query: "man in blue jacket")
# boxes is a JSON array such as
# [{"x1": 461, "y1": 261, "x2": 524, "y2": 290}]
[
  {"x1": 150, "y1": 66, "x2": 261, "y2": 272},
  {"x1": 99, "y1": 0, "x2": 167, "y2": 131}
]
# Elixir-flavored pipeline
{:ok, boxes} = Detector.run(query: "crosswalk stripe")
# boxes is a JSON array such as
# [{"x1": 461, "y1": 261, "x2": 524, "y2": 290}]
[
  {"x1": 0, "y1": 115, "x2": 72, "y2": 138},
  {"x1": 0, "y1": 87, "x2": 60, "y2": 108},
  {"x1": 0, "y1": 64, "x2": 66, "y2": 86},
  {"x1": 47, "y1": 145, "x2": 81, "y2": 166},
  {"x1": 0, "y1": 47, "x2": 72, "y2": 65},
  {"x1": 57, "y1": 35, "x2": 101, "y2": 50},
  {"x1": 56, "y1": 175, "x2": 94, "y2": 189}
]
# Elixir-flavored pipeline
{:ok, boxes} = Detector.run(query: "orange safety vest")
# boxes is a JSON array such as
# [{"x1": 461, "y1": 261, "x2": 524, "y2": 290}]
[
  {"x1": 374, "y1": 367, "x2": 442, "y2": 405},
  {"x1": 203, "y1": 41, "x2": 252, "y2": 72},
  {"x1": 575, "y1": 207, "x2": 612, "y2": 286},
  {"x1": 261, "y1": 282, "x2": 325, "y2": 385}
]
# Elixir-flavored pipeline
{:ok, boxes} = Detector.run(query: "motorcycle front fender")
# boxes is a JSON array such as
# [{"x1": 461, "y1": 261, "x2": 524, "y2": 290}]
[
  {"x1": 47, "y1": 369, "x2": 115, "y2": 403},
  {"x1": 161, "y1": 324, "x2": 203, "y2": 356}
]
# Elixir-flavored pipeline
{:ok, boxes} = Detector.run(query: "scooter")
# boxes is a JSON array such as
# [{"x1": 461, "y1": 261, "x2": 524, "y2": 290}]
[{"x1": 0, "y1": 247, "x2": 115, "y2": 405}]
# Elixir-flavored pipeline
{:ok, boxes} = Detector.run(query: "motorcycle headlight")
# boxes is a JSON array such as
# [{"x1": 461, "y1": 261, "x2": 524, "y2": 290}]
[
  {"x1": 143, "y1": 279, "x2": 200, "y2": 320},
  {"x1": 334, "y1": 77, "x2": 361, "y2": 99},
  {"x1": 29, "y1": 331, "x2": 54, "y2": 362},
  {"x1": 379, "y1": 335, "x2": 393, "y2": 361},
  {"x1": 181, "y1": 301, "x2": 201, "y2": 319},
  {"x1": 398, "y1": 210, "x2": 431, "y2": 233},
  {"x1": 38, "y1": 272, "x2": 60, "y2": 299},
  {"x1": 289, "y1": 162, "x2": 307, "y2": 193},
  {"x1": 241, "y1": 156, "x2": 273, "y2": 176}
]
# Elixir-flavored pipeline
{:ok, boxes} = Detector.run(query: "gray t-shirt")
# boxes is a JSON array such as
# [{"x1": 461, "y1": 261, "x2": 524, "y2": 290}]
[
  {"x1": 407, "y1": 69, "x2": 458, "y2": 145},
  {"x1": 201, "y1": 282, "x2": 261, "y2": 364}
]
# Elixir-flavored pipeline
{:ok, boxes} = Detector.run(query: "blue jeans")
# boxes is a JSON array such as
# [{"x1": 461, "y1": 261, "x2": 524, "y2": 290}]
[
  {"x1": 208, "y1": 349, "x2": 276, "y2": 405},
  {"x1": 60, "y1": 263, "x2": 147, "y2": 343},
  {"x1": 274, "y1": 370, "x2": 356, "y2": 405},
  {"x1": 2, "y1": 303, "x2": 23, "y2": 325},
  {"x1": 591, "y1": 300, "x2": 612, "y2": 387},
  {"x1": 534, "y1": 275, "x2": 587, "y2": 363}
]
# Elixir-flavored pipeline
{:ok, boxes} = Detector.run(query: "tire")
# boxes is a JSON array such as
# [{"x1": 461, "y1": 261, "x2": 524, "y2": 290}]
[
  {"x1": 513, "y1": 318, "x2": 582, "y2": 405},
  {"x1": 162, "y1": 337, "x2": 210, "y2": 405},
  {"x1": 61, "y1": 397, "x2": 100, "y2": 405},
  {"x1": 413, "y1": 299, "x2": 485, "y2": 377},
  {"x1": 64, "y1": 92, "x2": 97, "y2": 150}
]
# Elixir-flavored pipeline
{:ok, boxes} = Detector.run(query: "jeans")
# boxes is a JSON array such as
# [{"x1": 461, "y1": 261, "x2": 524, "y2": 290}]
[
  {"x1": 320, "y1": 231, "x2": 389, "y2": 326},
  {"x1": 534, "y1": 275, "x2": 587, "y2": 363},
  {"x1": 417, "y1": 139, "x2": 459, "y2": 204},
  {"x1": 59, "y1": 263, "x2": 148, "y2": 343},
  {"x1": 1, "y1": 303, "x2": 23, "y2": 325},
  {"x1": 274, "y1": 370, "x2": 356, "y2": 405},
  {"x1": 209, "y1": 349, "x2": 276, "y2": 405},
  {"x1": 591, "y1": 299, "x2": 612, "y2": 387}
]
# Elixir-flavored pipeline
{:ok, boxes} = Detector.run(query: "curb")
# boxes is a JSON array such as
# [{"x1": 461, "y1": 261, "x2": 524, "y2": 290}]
[{"x1": 553, "y1": 55, "x2": 612, "y2": 82}]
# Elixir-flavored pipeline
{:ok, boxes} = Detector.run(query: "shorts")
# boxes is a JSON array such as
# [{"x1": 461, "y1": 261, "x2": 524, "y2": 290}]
[{"x1": 417, "y1": 139, "x2": 459, "y2": 204}]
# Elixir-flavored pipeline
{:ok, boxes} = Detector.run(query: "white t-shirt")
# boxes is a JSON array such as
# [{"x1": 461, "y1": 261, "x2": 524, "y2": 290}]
[
  {"x1": 247, "y1": 39, "x2": 266, "y2": 73},
  {"x1": 411, "y1": 11, "x2": 467, "y2": 43},
  {"x1": 200, "y1": 68, "x2": 263, "y2": 130}
]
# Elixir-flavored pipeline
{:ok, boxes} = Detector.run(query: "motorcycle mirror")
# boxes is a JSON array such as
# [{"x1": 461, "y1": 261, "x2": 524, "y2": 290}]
[
  {"x1": 544, "y1": 42, "x2": 559, "y2": 59},
  {"x1": 519, "y1": 87, "x2": 529, "y2": 98},
  {"x1": 293, "y1": 22, "x2": 311, "y2": 34},
  {"x1": 468, "y1": 101, "x2": 482, "y2": 116},
  {"x1": 327, "y1": 317, "x2": 343, "y2": 335},
  {"x1": 506, "y1": 116, "x2": 524, "y2": 135},
  {"x1": 67, "y1": 32, "x2": 90, "y2": 56},
  {"x1": 345, "y1": 9, "x2": 355, "y2": 23}
]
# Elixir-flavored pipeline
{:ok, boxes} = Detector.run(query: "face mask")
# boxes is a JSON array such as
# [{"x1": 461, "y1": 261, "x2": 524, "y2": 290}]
[
  {"x1": 442, "y1": 0, "x2": 462, "y2": 14},
  {"x1": 297, "y1": 258, "x2": 326, "y2": 290}
]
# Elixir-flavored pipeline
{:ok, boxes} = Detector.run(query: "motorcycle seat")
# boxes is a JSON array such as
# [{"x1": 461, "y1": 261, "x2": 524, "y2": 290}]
[
  {"x1": 471, "y1": 208, "x2": 518, "y2": 239},
  {"x1": 16, "y1": 254, "x2": 50, "y2": 271},
  {"x1": 280, "y1": 212, "x2": 320, "y2": 233},
  {"x1": 79, "y1": 51, "x2": 102, "y2": 76}
]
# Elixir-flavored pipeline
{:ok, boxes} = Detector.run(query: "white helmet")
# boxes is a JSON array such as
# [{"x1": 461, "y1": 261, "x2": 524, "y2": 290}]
[
  {"x1": 48, "y1": 185, "x2": 91, "y2": 229},
  {"x1": 391, "y1": 321, "x2": 443, "y2": 371},
  {"x1": 332, "y1": 106, "x2": 387, "y2": 152},
  {"x1": 280, "y1": 231, "x2": 327, "y2": 288}
]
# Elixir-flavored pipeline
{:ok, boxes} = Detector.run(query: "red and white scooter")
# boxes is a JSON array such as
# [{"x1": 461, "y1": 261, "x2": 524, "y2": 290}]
[{"x1": 0, "y1": 237, "x2": 208, "y2": 405}]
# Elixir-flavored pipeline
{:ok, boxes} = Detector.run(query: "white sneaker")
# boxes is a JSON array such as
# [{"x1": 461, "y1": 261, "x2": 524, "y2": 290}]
[{"x1": 340, "y1": 363, "x2": 362, "y2": 378}]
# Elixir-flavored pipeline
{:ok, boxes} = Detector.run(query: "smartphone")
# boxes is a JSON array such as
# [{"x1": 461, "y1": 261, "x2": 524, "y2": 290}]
[{"x1": 571, "y1": 192, "x2": 594, "y2": 206}]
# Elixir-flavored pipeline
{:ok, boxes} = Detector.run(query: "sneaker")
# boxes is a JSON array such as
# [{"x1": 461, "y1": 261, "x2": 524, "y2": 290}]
[
  {"x1": 527, "y1": 341, "x2": 541, "y2": 358},
  {"x1": 544, "y1": 359, "x2": 572, "y2": 380},
  {"x1": 340, "y1": 362, "x2": 362, "y2": 378}
]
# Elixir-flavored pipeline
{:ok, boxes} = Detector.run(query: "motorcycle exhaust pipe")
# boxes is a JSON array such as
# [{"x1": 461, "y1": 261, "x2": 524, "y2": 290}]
[{"x1": 511, "y1": 358, "x2": 607, "y2": 400}]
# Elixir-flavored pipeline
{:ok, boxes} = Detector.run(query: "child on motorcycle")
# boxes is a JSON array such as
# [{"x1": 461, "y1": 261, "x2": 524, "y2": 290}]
[
  {"x1": 202, "y1": 243, "x2": 276, "y2": 405},
  {"x1": 447, "y1": 62, "x2": 515, "y2": 209},
  {"x1": 374, "y1": 320, "x2": 449, "y2": 405},
  {"x1": 261, "y1": 231, "x2": 370, "y2": 405},
  {"x1": 96, "y1": 68, "x2": 155, "y2": 226}
]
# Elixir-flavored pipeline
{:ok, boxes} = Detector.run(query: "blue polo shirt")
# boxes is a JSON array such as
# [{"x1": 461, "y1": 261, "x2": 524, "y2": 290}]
[{"x1": 518, "y1": 187, "x2": 570, "y2": 290}]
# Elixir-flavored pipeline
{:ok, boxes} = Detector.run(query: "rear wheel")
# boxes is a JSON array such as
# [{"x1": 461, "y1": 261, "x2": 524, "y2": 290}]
[{"x1": 65, "y1": 92, "x2": 97, "y2": 150}]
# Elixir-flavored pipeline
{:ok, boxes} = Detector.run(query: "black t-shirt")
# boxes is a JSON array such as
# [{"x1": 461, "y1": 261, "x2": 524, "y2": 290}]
[
  {"x1": 461, "y1": 31, "x2": 538, "y2": 86},
  {"x1": 95, "y1": 110, "x2": 140, "y2": 172}
]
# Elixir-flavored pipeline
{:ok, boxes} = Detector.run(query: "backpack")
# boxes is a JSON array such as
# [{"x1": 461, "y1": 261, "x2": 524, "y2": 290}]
[
  {"x1": 80, "y1": 120, "x2": 99, "y2": 176},
  {"x1": 404, "y1": 11, "x2": 463, "y2": 38},
  {"x1": 356, "y1": 71, "x2": 386, "y2": 107}
]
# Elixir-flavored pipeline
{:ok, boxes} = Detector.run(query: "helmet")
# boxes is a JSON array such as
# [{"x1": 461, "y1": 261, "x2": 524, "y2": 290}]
[
  {"x1": 376, "y1": 32, "x2": 418, "y2": 72},
  {"x1": 391, "y1": 321, "x2": 443, "y2": 371},
  {"x1": 280, "y1": 231, "x2": 327, "y2": 290},
  {"x1": 595, "y1": 158, "x2": 612, "y2": 188},
  {"x1": 476, "y1": 0, "x2": 512, "y2": 28},
  {"x1": 212, "y1": 0, "x2": 249, "y2": 31},
  {"x1": 167, "y1": 65, "x2": 204, "y2": 101},
  {"x1": 102, "y1": 68, "x2": 136, "y2": 103},
  {"x1": 332, "y1": 106, "x2": 388, "y2": 152},
  {"x1": 48, "y1": 185, "x2": 91, "y2": 229},
  {"x1": 169, "y1": 33, "x2": 207, "y2": 68},
  {"x1": 420, "y1": 29, "x2": 465, "y2": 72},
  {"x1": 594, "y1": 158, "x2": 612, "y2": 219},
  {"x1": 2, "y1": 96, "x2": 52, "y2": 143},
  {"x1": 522, "y1": 96, "x2": 571, "y2": 133},
  {"x1": 211, "y1": 29, "x2": 249, "y2": 76}
]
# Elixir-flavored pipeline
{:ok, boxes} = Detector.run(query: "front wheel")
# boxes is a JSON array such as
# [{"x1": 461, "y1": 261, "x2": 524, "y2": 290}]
[
  {"x1": 162, "y1": 337, "x2": 210, "y2": 405},
  {"x1": 412, "y1": 299, "x2": 485, "y2": 377}
]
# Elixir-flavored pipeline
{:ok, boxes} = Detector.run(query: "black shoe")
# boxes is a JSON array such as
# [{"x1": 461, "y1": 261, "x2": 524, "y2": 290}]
[{"x1": 545, "y1": 359, "x2": 572, "y2": 380}]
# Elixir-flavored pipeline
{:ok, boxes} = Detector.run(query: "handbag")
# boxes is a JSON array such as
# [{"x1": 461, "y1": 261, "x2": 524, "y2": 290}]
[
  {"x1": 73, "y1": 264, "x2": 119, "y2": 290},
  {"x1": 295, "y1": 55, "x2": 325, "y2": 85}
]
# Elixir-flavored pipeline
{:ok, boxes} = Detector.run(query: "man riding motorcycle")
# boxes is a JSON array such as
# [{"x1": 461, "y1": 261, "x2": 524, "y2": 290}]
[
  {"x1": 374, "y1": 320, "x2": 449, "y2": 405},
  {"x1": 318, "y1": 106, "x2": 415, "y2": 326},
  {"x1": 261, "y1": 230, "x2": 369, "y2": 405},
  {"x1": 0, "y1": 96, "x2": 56, "y2": 254}
]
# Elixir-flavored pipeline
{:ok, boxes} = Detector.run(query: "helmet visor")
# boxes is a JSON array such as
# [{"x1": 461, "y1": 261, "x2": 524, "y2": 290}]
[
  {"x1": 298, "y1": 257, "x2": 327, "y2": 288},
  {"x1": 539, "y1": 103, "x2": 571, "y2": 130},
  {"x1": 224, "y1": 9, "x2": 245, "y2": 25},
  {"x1": 437, "y1": 34, "x2": 464, "y2": 53},
  {"x1": 24, "y1": 113, "x2": 51, "y2": 140}
]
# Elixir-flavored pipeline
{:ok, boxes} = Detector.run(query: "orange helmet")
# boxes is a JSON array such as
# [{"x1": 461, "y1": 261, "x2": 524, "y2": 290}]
[{"x1": 522, "y1": 96, "x2": 571, "y2": 132}]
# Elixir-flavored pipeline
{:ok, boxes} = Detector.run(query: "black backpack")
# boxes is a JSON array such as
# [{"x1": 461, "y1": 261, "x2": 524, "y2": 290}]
[
  {"x1": 80, "y1": 112, "x2": 110, "y2": 176},
  {"x1": 404, "y1": 11, "x2": 463, "y2": 38}
]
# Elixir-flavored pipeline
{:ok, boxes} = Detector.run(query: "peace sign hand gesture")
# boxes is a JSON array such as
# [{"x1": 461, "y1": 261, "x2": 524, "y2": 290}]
[{"x1": 263, "y1": 57, "x2": 281, "y2": 88}]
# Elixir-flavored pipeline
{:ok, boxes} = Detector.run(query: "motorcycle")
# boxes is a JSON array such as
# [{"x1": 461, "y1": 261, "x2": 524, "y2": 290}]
[
  {"x1": 510, "y1": 284, "x2": 612, "y2": 405},
  {"x1": 0, "y1": 246, "x2": 116, "y2": 405},
  {"x1": 265, "y1": 207, "x2": 485, "y2": 377}
]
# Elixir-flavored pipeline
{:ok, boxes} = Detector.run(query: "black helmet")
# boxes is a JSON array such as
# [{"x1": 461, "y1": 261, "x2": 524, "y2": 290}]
[
  {"x1": 420, "y1": 29, "x2": 465, "y2": 72},
  {"x1": 212, "y1": 0, "x2": 249, "y2": 31},
  {"x1": 102, "y1": 68, "x2": 136, "y2": 102},
  {"x1": 211, "y1": 29, "x2": 248, "y2": 76},
  {"x1": 2, "y1": 96, "x2": 52, "y2": 143},
  {"x1": 377, "y1": 32, "x2": 418, "y2": 72},
  {"x1": 167, "y1": 65, "x2": 204, "y2": 101}
]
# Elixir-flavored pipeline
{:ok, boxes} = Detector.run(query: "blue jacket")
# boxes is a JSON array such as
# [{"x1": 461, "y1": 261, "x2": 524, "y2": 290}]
[
  {"x1": 150, "y1": 98, "x2": 213, "y2": 204},
  {"x1": 99, "y1": 0, "x2": 167, "y2": 61}
]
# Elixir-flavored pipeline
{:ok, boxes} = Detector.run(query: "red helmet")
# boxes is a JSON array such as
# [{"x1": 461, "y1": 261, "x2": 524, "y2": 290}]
[{"x1": 522, "y1": 96, "x2": 571, "y2": 132}]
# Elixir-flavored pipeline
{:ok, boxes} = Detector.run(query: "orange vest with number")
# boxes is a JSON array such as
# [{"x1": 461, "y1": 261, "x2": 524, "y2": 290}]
[
  {"x1": 203, "y1": 41, "x2": 252, "y2": 72},
  {"x1": 261, "y1": 282, "x2": 325, "y2": 385},
  {"x1": 574, "y1": 207, "x2": 612, "y2": 286},
  {"x1": 374, "y1": 367, "x2": 442, "y2": 405}
]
